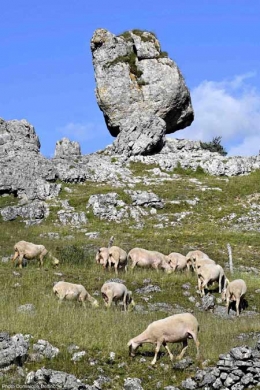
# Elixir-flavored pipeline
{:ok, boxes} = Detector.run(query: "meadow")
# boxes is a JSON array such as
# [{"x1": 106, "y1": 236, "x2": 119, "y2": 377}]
[{"x1": 1, "y1": 163, "x2": 260, "y2": 389}]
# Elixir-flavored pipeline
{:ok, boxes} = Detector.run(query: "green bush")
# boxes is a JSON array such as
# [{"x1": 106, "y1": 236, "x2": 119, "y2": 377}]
[{"x1": 200, "y1": 136, "x2": 227, "y2": 156}]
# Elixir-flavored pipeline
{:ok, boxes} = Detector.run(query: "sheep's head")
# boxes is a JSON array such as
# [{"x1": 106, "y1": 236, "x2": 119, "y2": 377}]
[
  {"x1": 127, "y1": 291, "x2": 135, "y2": 310},
  {"x1": 127, "y1": 340, "x2": 140, "y2": 357}
]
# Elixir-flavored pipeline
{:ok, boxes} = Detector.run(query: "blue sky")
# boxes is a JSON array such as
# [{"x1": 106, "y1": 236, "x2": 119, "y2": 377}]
[{"x1": 1, "y1": 1, "x2": 260, "y2": 157}]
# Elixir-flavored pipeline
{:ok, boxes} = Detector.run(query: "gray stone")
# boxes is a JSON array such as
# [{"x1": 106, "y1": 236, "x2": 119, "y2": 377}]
[
  {"x1": 32, "y1": 339, "x2": 59, "y2": 360},
  {"x1": 135, "y1": 284, "x2": 161, "y2": 294},
  {"x1": 26, "y1": 368, "x2": 89, "y2": 389},
  {"x1": 201, "y1": 293, "x2": 216, "y2": 312},
  {"x1": 124, "y1": 377, "x2": 144, "y2": 390},
  {"x1": 125, "y1": 190, "x2": 164, "y2": 208},
  {"x1": 54, "y1": 137, "x2": 81, "y2": 158},
  {"x1": 17, "y1": 304, "x2": 36, "y2": 314},
  {"x1": 181, "y1": 378, "x2": 197, "y2": 389},
  {"x1": 0, "y1": 333, "x2": 29, "y2": 368},
  {"x1": 71, "y1": 351, "x2": 86, "y2": 362},
  {"x1": 91, "y1": 29, "x2": 193, "y2": 155}
]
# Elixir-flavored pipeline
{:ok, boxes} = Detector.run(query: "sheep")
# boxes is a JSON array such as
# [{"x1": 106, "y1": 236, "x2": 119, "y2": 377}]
[
  {"x1": 108, "y1": 246, "x2": 128, "y2": 274},
  {"x1": 167, "y1": 252, "x2": 190, "y2": 272},
  {"x1": 221, "y1": 279, "x2": 247, "y2": 317},
  {"x1": 197, "y1": 263, "x2": 229, "y2": 297},
  {"x1": 95, "y1": 247, "x2": 109, "y2": 269},
  {"x1": 53, "y1": 281, "x2": 99, "y2": 308},
  {"x1": 101, "y1": 282, "x2": 135, "y2": 311},
  {"x1": 127, "y1": 248, "x2": 171, "y2": 272},
  {"x1": 11, "y1": 240, "x2": 48, "y2": 268},
  {"x1": 186, "y1": 250, "x2": 212, "y2": 271},
  {"x1": 127, "y1": 313, "x2": 200, "y2": 365}
]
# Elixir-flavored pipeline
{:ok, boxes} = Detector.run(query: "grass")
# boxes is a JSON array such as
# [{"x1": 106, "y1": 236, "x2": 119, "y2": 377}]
[{"x1": 1, "y1": 167, "x2": 260, "y2": 388}]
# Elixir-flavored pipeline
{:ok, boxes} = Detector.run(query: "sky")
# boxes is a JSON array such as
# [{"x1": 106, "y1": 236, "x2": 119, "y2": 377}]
[{"x1": 1, "y1": 1, "x2": 260, "y2": 157}]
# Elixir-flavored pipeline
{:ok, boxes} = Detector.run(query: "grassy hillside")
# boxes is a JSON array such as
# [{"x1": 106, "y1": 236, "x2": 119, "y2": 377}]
[{"x1": 1, "y1": 163, "x2": 260, "y2": 389}]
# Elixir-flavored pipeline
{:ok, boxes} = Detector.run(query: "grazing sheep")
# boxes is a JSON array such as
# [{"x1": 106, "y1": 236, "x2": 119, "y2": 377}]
[
  {"x1": 197, "y1": 263, "x2": 229, "y2": 297},
  {"x1": 167, "y1": 252, "x2": 190, "y2": 272},
  {"x1": 221, "y1": 279, "x2": 247, "y2": 317},
  {"x1": 53, "y1": 281, "x2": 99, "y2": 308},
  {"x1": 186, "y1": 250, "x2": 212, "y2": 271},
  {"x1": 12, "y1": 240, "x2": 48, "y2": 268},
  {"x1": 108, "y1": 246, "x2": 128, "y2": 274},
  {"x1": 128, "y1": 248, "x2": 171, "y2": 272},
  {"x1": 127, "y1": 313, "x2": 200, "y2": 365},
  {"x1": 101, "y1": 282, "x2": 135, "y2": 311},
  {"x1": 95, "y1": 247, "x2": 109, "y2": 269}
]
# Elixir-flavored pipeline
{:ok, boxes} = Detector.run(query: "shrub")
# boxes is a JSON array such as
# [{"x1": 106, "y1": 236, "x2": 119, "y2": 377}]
[{"x1": 200, "y1": 136, "x2": 227, "y2": 156}]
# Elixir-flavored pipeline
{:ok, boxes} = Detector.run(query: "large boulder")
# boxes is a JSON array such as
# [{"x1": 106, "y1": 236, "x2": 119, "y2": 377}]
[{"x1": 91, "y1": 28, "x2": 194, "y2": 155}]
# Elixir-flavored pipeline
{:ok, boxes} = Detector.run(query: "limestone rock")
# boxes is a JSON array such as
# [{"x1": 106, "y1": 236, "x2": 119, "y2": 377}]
[
  {"x1": 26, "y1": 368, "x2": 89, "y2": 389},
  {"x1": 0, "y1": 332, "x2": 29, "y2": 368},
  {"x1": 91, "y1": 28, "x2": 194, "y2": 155},
  {"x1": 54, "y1": 137, "x2": 81, "y2": 158}
]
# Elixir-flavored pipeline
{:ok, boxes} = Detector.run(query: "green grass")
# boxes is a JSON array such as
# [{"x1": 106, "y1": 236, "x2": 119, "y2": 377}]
[{"x1": 1, "y1": 168, "x2": 260, "y2": 387}]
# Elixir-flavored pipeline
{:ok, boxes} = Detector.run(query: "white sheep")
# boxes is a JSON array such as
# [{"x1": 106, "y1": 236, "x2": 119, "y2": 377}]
[
  {"x1": 167, "y1": 252, "x2": 190, "y2": 272},
  {"x1": 101, "y1": 282, "x2": 135, "y2": 311},
  {"x1": 186, "y1": 250, "x2": 212, "y2": 271},
  {"x1": 221, "y1": 279, "x2": 247, "y2": 317},
  {"x1": 128, "y1": 248, "x2": 171, "y2": 272},
  {"x1": 95, "y1": 247, "x2": 109, "y2": 269},
  {"x1": 108, "y1": 246, "x2": 128, "y2": 274},
  {"x1": 53, "y1": 281, "x2": 99, "y2": 308},
  {"x1": 127, "y1": 313, "x2": 200, "y2": 365},
  {"x1": 197, "y1": 263, "x2": 229, "y2": 297},
  {"x1": 12, "y1": 240, "x2": 48, "y2": 268}
]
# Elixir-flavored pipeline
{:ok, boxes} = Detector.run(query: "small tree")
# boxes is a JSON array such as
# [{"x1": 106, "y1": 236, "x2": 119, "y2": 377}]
[{"x1": 200, "y1": 136, "x2": 227, "y2": 156}]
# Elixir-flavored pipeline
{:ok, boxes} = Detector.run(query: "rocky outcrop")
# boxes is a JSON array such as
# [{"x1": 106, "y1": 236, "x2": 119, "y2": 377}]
[
  {"x1": 181, "y1": 340, "x2": 260, "y2": 390},
  {"x1": 26, "y1": 368, "x2": 89, "y2": 389},
  {"x1": 0, "y1": 332, "x2": 29, "y2": 368},
  {"x1": 91, "y1": 28, "x2": 194, "y2": 155},
  {"x1": 54, "y1": 137, "x2": 81, "y2": 158}
]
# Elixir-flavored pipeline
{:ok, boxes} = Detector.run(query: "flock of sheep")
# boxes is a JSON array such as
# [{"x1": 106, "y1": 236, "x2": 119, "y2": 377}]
[{"x1": 10, "y1": 239, "x2": 248, "y2": 365}]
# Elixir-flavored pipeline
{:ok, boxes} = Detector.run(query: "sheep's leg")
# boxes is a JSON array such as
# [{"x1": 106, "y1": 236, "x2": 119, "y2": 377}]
[
  {"x1": 105, "y1": 292, "x2": 113, "y2": 309},
  {"x1": 176, "y1": 340, "x2": 188, "y2": 360},
  {"x1": 18, "y1": 254, "x2": 24, "y2": 269},
  {"x1": 236, "y1": 298, "x2": 240, "y2": 317},
  {"x1": 151, "y1": 341, "x2": 162, "y2": 365},
  {"x1": 123, "y1": 292, "x2": 127, "y2": 312},
  {"x1": 114, "y1": 261, "x2": 119, "y2": 275},
  {"x1": 11, "y1": 251, "x2": 19, "y2": 264},
  {"x1": 163, "y1": 342, "x2": 174, "y2": 362},
  {"x1": 226, "y1": 297, "x2": 230, "y2": 314},
  {"x1": 130, "y1": 260, "x2": 137, "y2": 271},
  {"x1": 125, "y1": 264, "x2": 128, "y2": 273},
  {"x1": 188, "y1": 331, "x2": 200, "y2": 359},
  {"x1": 219, "y1": 274, "x2": 223, "y2": 293}
]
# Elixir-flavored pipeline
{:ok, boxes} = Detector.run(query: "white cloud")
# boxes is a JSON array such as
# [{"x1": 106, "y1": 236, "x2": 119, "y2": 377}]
[
  {"x1": 55, "y1": 121, "x2": 115, "y2": 155},
  {"x1": 57, "y1": 121, "x2": 107, "y2": 142},
  {"x1": 177, "y1": 73, "x2": 260, "y2": 156}
]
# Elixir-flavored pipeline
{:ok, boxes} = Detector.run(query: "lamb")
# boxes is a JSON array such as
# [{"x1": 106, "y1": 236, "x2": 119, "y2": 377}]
[
  {"x1": 95, "y1": 247, "x2": 109, "y2": 269},
  {"x1": 127, "y1": 313, "x2": 200, "y2": 365},
  {"x1": 11, "y1": 240, "x2": 48, "y2": 268},
  {"x1": 221, "y1": 279, "x2": 247, "y2": 317},
  {"x1": 101, "y1": 282, "x2": 135, "y2": 311},
  {"x1": 53, "y1": 281, "x2": 99, "y2": 308},
  {"x1": 197, "y1": 263, "x2": 229, "y2": 296},
  {"x1": 128, "y1": 248, "x2": 171, "y2": 272},
  {"x1": 167, "y1": 252, "x2": 190, "y2": 272},
  {"x1": 108, "y1": 246, "x2": 128, "y2": 274}
]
